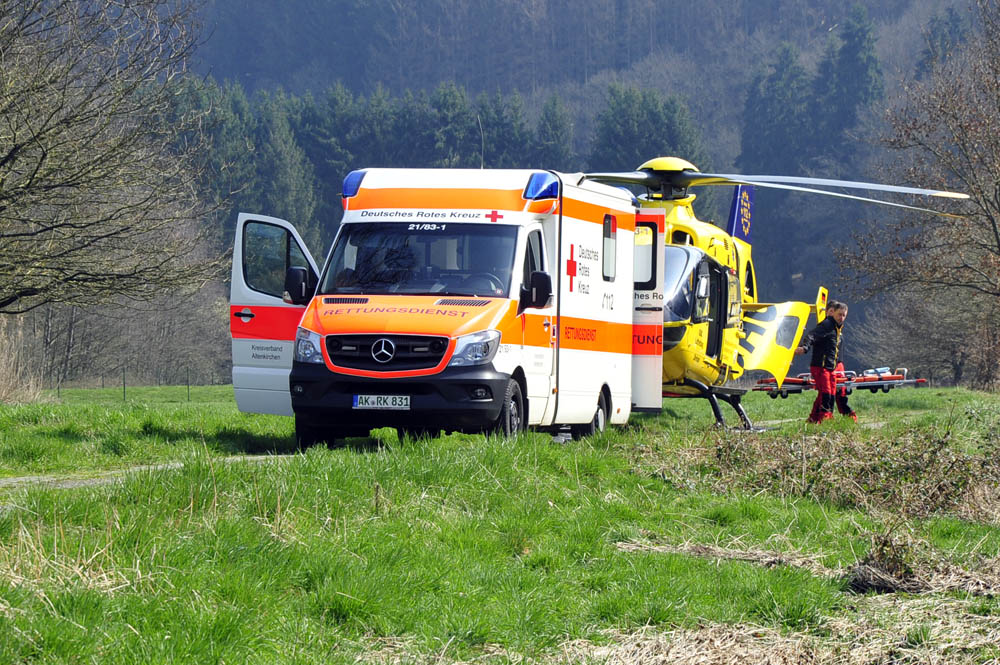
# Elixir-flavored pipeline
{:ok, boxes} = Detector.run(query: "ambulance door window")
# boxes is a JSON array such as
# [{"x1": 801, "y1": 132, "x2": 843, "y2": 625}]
[
  {"x1": 523, "y1": 229, "x2": 545, "y2": 285},
  {"x1": 243, "y1": 221, "x2": 315, "y2": 298},
  {"x1": 602, "y1": 214, "x2": 616, "y2": 281},
  {"x1": 633, "y1": 223, "x2": 656, "y2": 290}
]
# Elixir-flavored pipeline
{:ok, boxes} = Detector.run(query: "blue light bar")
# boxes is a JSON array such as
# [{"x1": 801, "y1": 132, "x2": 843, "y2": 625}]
[
  {"x1": 342, "y1": 170, "x2": 367, "y2": 198},
  {"x1": 523, "y1": 172, "x2": 560, "y2": 200}
]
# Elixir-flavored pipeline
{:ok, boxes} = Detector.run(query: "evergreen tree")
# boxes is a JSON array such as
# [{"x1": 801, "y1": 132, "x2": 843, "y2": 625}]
[
  {"x1": 390, "y1": 91, "x2": 437, "y2": 167},
  {"x1": 474, "y1": 91, "x2": 531, "y2": 169},
  {"x1": 827, "y1": 5, "x2": 883, "y2": 139},
  {"x1": 350, "y1": 86, "x2": 399, "y2": 167},
  {"x1": 532, "y1": 95, "x2": 576, "y2": 171},
  {"x1": 429, "y1": 82, "x2": 477, "y2": 168},
  {"x1": 253, "y1": 92, "x2": 319, "y2": 246},
  {"x1": 915, "y1": 7, "x2": 968, "y2": 79},
  {"x1": 737, "y1": 43, "x2": 811, "y2": 173},
  {"x1": 588, "y1": 84, "x2": 706, "y2": 172},
  {"x1": 292, "y1": 85, "x2": 356, "y2": 237}
]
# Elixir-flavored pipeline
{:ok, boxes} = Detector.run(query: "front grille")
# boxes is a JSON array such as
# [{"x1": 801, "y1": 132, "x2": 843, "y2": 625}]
[
  {"x1": 326, "y1": 334, "x2": 449, "y2": 371},
  {"x1": 435, "y1": 298, "x2": 491, "y2": 307},
  {"x1": 324, "y1": 297, "x2": 370, "y2": 304}
]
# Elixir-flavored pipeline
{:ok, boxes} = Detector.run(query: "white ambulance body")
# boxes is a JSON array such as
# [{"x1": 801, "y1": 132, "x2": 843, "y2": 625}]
[{"x1": 230, "y1": 168, "x2": 664, "y2": 444}]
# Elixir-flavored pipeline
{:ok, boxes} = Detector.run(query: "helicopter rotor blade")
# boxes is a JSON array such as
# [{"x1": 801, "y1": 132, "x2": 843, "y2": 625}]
[
  {"x1": 585, "y1": 171, "x2": 664, "y2": 189},
  {"x1": 712, "y1": 179, "x2": 968, "y2": 218},
  {"x1": 583, "y1": 168, "x2": 968, "y2": 217},
  {"x1": 675, "y1": 171, "x2": 969, "y2": 200}
]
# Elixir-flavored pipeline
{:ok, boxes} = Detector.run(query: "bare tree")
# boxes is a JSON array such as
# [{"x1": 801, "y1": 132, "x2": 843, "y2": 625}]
[
  {"x1": 0, "y1": 0, "x2": 220, "y2": 315},
  {"x1": 851, "y1": 288, "x2": 997, "y2": 388},
  {"x1": 841, "y1": 0, "x2": 1000, "y2": 388}
]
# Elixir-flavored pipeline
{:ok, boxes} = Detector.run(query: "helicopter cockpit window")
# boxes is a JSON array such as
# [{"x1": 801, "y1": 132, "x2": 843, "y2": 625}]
[{"x1": 662, "y1": 246, "x2": 697, "y2": 323}]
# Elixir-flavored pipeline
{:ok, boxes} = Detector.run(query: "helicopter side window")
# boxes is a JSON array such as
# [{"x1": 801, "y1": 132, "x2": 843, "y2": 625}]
[
  {"x1": 672, "y1": 230, "x2": 692, "y2": 245},
  {"x1": 602, "y1": 214, "x2": 616, "y2": 281}
]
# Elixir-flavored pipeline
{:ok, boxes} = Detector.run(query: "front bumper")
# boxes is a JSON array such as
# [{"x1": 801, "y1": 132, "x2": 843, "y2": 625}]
[{"x1": 289, "y1": 362, "x2": 511, "y2": 433}]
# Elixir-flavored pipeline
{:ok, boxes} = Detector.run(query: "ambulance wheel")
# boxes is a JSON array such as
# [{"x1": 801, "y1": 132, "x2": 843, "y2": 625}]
[
  {"x1": 493, "y1": 379, "x2": 524, "y2": 437},
  {"x1": 572, "y1": 392, "x2": 607, "y2": 440},
  {"x1": 295, "y1": 415, "x2": 321, "y2": 449}
]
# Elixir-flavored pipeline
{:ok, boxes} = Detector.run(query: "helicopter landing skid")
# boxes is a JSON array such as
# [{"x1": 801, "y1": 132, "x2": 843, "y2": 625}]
[{"x1": 666, "y1": 379, "x2": 759, "y2": 430}]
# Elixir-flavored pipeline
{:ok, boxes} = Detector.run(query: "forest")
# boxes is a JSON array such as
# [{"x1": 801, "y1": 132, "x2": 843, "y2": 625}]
[{"x1": 1, "y1": 0, "x2": 996, "y2": 398}]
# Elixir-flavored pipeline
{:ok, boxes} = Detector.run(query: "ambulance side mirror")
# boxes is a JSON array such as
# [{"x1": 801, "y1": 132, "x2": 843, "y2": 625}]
[
  {"x1": 283, "y1": 266, "x2": 315, "y2": 305},
  {"x1": 519, "y1": 271, "x2": 552, "y2": 312}
]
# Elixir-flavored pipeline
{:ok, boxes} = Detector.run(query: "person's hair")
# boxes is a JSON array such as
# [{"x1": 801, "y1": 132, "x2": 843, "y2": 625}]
[{"x1": 827, "y1": 299, "x2": 848, "y2": 313}]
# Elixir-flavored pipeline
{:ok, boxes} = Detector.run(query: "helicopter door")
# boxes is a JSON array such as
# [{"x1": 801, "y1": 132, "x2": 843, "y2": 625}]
[
  {"x1": 230, "y1": 213, "x2": 319, "y2": 416},
  {"x1": 738, "y1": 301, "x2": 811, "y2": 387},
  {"x1": 631, "y1": 211, "x2": 665, "y2": 411},
  {"x1": 698, "y1": 260, "x2": 729, "y2": 361}
]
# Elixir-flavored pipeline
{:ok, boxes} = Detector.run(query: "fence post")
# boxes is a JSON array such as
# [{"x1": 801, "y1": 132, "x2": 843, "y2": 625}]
[{"x1": 122, "y1": 365, "x2": 126, "y2": 402}]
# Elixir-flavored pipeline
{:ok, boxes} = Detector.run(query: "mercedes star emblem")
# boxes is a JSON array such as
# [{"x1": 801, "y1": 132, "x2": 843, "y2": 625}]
[{"x1": 371, "y1": 338, "x2": 396, "y2": 363}]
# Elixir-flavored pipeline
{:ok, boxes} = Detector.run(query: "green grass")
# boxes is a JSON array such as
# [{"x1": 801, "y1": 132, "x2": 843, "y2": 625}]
[{"x1": 1, "y1": 385, "x2": 999, "y2": 663}]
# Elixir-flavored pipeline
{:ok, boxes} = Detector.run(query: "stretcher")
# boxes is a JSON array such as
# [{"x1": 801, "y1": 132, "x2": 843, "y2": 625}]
[{"x1": 753, "y1": 367, "x2": 929, "y2": 399}]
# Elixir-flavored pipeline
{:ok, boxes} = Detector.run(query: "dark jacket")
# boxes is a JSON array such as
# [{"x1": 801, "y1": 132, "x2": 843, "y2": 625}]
[{"x1": 801, "y1": 317, "x2": 842, "y2": 370}]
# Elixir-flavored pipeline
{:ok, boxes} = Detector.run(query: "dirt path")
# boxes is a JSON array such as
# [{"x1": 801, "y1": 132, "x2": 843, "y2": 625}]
[{"x1": 0, "y1": 454, "x2": 294, "y2": 492}]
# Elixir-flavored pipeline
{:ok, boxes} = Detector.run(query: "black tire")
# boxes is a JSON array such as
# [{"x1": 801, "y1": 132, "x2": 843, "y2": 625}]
[
  {"x1": 882, "y1": 385, "x2": 891, "y2": 393},
  {"x1": 780, "y1": 390, "x2": 788, "y2": 399},
  {"x1": 295, "y1": 415, "x2": 341, "y2": 449},
  {"x1": 571, "y1": 391, "x2": 607, "y2": 440},
  {"x1": 870, "y1": 388, "x2": 878, "y2": 393},
  {"x1": 492, "y1": 379, "x2": 525, "y2": 437},
  {"x1": 295, "y1": 414, "x2": 320, "y2": 449},
  {"x1": 768, "y1": 391, "x2": 778, "y2": 399}
]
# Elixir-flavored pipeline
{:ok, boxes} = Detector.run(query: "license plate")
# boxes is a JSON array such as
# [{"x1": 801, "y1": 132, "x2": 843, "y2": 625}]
[{"x1": 352, "y1": 394, "x2": 410, "y2": 410}]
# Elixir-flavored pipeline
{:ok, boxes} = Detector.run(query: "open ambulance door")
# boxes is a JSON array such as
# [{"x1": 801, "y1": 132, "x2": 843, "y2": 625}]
[
  {"x1": 737, "y1": 302, "x2": 810, "y2": 388},
  {"x1": 631, "y1": 211, "x2": 665, "y2": 411},
  {"x1": 230, "y1": 213, "x2": 319, "y2": 415}
]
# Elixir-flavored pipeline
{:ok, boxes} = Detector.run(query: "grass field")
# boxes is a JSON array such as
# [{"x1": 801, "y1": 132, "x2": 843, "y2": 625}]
[{"x1": 1, "y1": 385, "x2": 999, "y2": 663}]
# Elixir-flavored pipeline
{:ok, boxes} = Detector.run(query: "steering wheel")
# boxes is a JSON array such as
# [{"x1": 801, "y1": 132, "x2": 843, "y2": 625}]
[{"x1": 466, "y1": 272, "x2": 504, "y2": 293}]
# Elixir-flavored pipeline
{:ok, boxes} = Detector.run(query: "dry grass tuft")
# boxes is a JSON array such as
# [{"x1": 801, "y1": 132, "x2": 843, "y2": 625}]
[
  {"x1": 619, "y1": 531, "x2": 1000, "y2": 598},
  {"x1": 646, "y1": 423, "x2": 1000, "y2": 523}
]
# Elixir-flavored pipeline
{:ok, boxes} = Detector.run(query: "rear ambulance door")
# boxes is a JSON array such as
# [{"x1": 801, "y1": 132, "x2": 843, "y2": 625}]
[
  {"x1": 230, "y1": 213, "x2": 319, "y2": 415},
  {"x1": 631, "y1": 211, "x2": 665, "y2": 411}
]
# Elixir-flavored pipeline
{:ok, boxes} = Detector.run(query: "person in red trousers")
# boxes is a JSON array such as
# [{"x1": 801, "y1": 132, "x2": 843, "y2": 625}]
[{"x1": 794, "y1": 300, "x2": 856, "y2": 423}]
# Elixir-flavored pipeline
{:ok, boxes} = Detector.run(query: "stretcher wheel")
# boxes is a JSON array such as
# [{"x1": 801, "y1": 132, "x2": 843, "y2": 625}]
[
  {"x1": 780, "y1": 390, "x2": 788, "y2": 399},
  {"x1": 869, "y1": 387, "x2": 878, "y2": 393},
  {"x1": 882, "y1": 385, "x2": 891, "y2": 393},
  {"x1": 769, "y1": 391, "x2": 778, "y2": 399}
]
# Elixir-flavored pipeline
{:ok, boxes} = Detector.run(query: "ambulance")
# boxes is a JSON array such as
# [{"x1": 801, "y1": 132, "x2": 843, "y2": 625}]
[{"x1": 229, "y1": 168, "x2": 668, "y2": 445}]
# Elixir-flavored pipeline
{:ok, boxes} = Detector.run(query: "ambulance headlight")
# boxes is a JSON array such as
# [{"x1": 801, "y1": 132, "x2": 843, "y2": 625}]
[
  {"x1": 294, "y1": 327, "x2": 325, "y2": 364},
  {"x1": 448, "y1": 330, "x2": 501, "y2": 367}
]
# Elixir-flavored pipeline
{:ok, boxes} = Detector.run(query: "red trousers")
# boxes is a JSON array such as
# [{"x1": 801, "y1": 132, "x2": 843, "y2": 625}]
[{"x1": 808, "y1": 366, "x2": 836, "y2": 423}]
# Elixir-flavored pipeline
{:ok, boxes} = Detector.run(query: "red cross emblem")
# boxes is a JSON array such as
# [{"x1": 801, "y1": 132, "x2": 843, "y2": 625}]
[
  {"x1": 485, "y1": 210, "x2": 504, "y2": 223},
  {"x1": 566, "y1": 244, "x2": 577, "y2": 292}
]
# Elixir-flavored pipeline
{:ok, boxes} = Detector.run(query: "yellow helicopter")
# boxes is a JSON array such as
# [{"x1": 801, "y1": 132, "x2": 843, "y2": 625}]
[{"x1": 586, "y1": 156, "x2": 968, "y2": 427}]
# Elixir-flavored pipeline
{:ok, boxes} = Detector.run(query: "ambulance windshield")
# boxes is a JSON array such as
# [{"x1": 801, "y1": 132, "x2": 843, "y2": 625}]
[
  {"x1": 662, "y1": 246, "x2": 697, "y2": 323},
  {"x1": 321, "y1": 222, "x2": 518, "y2": 297}
]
